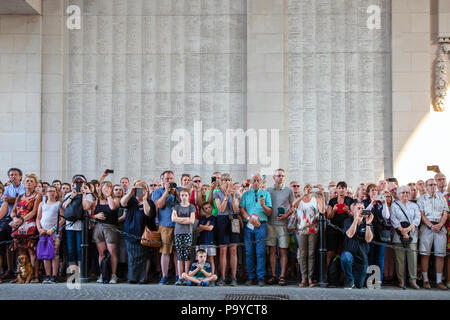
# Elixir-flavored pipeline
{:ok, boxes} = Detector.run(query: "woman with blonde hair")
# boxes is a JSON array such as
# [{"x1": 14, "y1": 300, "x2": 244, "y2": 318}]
[
  {"x1": 213, "y1": 173, "x2": 240, "y2": 286},
  {"x1": 9, "y1": 173, "x2": 42, "y2": 283},
  {"x1": 93, "y1": 181, "x2": 121, "y2": 284},
  {"x1": 296, "y1": 183, "x2": 325, "y2": 287}
]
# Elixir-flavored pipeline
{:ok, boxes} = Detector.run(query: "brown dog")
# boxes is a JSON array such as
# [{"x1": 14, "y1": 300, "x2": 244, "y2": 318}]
[{"x1": 16, "y1": 255, "x2": 33, "y2": 284}]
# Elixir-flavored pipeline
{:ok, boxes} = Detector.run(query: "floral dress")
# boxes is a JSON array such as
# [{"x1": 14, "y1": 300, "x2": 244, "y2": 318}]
[
  {"x1": 13, "y1": 194, "x2": 38, "y2": 250},
  {"x1": 296, "y1": 197, "x2": 319, "y2": 235}
]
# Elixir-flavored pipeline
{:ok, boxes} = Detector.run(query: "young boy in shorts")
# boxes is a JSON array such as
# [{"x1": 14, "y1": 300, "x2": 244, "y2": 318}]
[
  {"x1": 182, "y1": 249, "x2": 217, "y2": 286},
  {"x1": 196, "y1": 203, "x2": 217, "y2": 274}
]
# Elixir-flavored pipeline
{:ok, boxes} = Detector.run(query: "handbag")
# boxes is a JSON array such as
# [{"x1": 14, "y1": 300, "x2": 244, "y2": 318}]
[
  {"x1": 287, "y1": 213, "x2": 298, "y2": 233},
  {"x1": 393, "y1": 201, "x2": 412, "y2": 248},
  {"x1": 11, "y1": 220, "x2": 37, "y2": 239},
  {"x1": 36, "y1": 235, "x2": 55, "y2": 260},
  {"x1": 373, "y1": 209, "x2": 392, "y2": 243},
  {"x1": 229, "y1": 214, "x2": 240, "y2": 234},
  {"x1": 140, "y1": 226, "x2": 161, "y2": 247}
]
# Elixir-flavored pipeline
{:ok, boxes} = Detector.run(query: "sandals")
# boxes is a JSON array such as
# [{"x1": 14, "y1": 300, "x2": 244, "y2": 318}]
[
  {"x1": 298, "y1": 280, "x2": 308, "y2": 288},
  {"x1": 31, "y1": 278, "x2": 40, "y2": 283},
  {"x1": 278, "y1": 277, "x2": 287, "y2": 286},
  {"x1": 267, "y1": 276, "x2": 277, "y2": 285},
  {"x1": 309, "y1": 281, "x2": 317, "y2": 288}
]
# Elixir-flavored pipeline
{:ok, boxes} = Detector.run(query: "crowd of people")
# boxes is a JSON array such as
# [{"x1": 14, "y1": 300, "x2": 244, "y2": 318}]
[{"x1": 0, "y1": 167, "x2": 449, "y2": 290}]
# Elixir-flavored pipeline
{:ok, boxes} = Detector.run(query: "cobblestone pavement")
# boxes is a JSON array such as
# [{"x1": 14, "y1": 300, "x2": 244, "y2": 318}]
[{"x1": 1, "y1": 282, "x2": 450, "y2": 300}]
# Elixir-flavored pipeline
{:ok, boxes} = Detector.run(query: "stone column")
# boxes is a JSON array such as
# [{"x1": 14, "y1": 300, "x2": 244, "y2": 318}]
[{"x1": 41, "y1": 0, "x2": 64, "y2": 181}]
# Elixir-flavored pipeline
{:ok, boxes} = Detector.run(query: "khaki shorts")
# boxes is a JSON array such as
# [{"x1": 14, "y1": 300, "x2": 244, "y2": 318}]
[
  {"x1": 197, "y1": 245, "x2": 217, "y2": 257},
  {"x1": 419, "y1": 225, "x2": 447, "y2": 257},
  {"x1": 266, "y1": 223, "x2": 289, "y2": 248},
  {"x1": 159, "y1": 225, "x2": 175, "y2": 255},
  {"x1": 93, "y1": 223, "x2": 119, "y2": 244}
]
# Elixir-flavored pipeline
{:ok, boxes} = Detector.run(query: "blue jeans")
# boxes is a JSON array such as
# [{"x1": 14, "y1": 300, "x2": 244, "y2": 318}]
[
  {"x1": 244, "y1": 222, "x2": 267, "y2": 281},
  {"x1": 341, "y1": 251, "x2": 368, "y2": 288},
  {"x1": 368, "y1": 243, "x2": 386, "y2": 282},
  {"x1": 66, "y1": 230, "x2": 82, "y2": 265}
]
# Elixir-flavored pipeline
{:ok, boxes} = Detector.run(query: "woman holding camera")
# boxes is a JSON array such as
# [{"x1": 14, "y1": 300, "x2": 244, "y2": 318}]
[
  {"x1": 62, "y1": 175, "x2": 95, "y2": 272},
  {"x1": 93, "y1": 181, "x2": 120, "y2": 284},
  {"x1": 296, "y1": 184, "x2": 325, "y2": 287},
  {"x1": 120, "y1": 180, "x2": 156, "y2": 284},
  {"x1": 214, "y1": 173, "x2": 240, "y2": 286},
  {"x1": 390, "y1": 186, "x2": 421, "y2": 289},
  {"x1": 363, "y1": 184, "x2": 390, "y2": 285}
]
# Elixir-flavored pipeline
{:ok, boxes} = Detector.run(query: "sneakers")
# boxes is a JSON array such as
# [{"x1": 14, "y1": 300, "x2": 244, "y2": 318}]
[
  {"x1": 187, "y1": 280, "x2": 193, "y2": 286},
  {"x1": 48, "y1": 276, "x2": 56, "y2": 284},
  {"x1": 42, "y1": 276, "x2": 50, "y2": 284},
  {"x1": 217, "y1": 277, "x2": 226, "y2": 286},
  {"x1": 175, "y1": 278, "x2": 184, "y2": 286},
  {"x1": 245, "y1": 279, "x2": 256, "y2": 286},
  {"x1": 230, "y1": 278, "x2": 238, "y2": 286},
  {"x1": 158, "y1": 276, "x2": 168, "y2": 285},
  {"x1": 96, "y1": 275, "x2": 103, "y2": 284},
  {"x1": 201, "y1": 281, "x2": 209, "y2": 287},
  {"x1": 344, "y1": 281, "x2": 355, "y2": 289},
  {"x1": 423, "y1": 281, "x2": 431, "y2": 289},
  {"x1": 258, "y1": 279, "x2": 265, "y2": 287},
  {"x1": 109, "y1": 274, "x2": 118, "y2": 284}
]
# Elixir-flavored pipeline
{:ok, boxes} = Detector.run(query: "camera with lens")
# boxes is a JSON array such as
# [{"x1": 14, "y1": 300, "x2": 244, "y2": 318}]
[{"x1": 169, "y1": 182, "x2": 177, "y2": 189}]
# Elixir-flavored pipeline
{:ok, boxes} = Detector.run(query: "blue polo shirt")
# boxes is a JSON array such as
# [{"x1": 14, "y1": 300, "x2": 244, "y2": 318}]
[
  {"x1": 239, "y1": 188, "x2": 272, "y2": 222},
  {"x1": 152, "y1": 187, "x2": 181, "y2": 228},
  {"x1": 1, "y1": 183, "x2": 25, "y2": 216}
]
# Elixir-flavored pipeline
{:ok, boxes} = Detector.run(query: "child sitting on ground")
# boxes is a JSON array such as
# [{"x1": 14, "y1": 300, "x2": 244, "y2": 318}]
[{"x1": 181, "y1": 249, "x2": 217, "y2": 286}]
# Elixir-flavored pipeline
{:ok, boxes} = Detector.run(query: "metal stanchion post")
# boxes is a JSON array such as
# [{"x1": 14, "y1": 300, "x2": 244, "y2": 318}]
[
  {"x1": 319, "y1": 213, "x2": 328, "y2": 288},
  {"x1": 80, "y1": 211, "x2": 89, "y2": 283}
]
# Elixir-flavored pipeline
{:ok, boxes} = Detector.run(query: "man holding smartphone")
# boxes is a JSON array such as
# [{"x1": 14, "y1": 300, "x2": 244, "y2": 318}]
[
  {"x1": 239, "y1": 173, "x2": 272, "y2": 287},
  {"x1": 266, "y1": 169, "x2": 294, "y2": 286}
]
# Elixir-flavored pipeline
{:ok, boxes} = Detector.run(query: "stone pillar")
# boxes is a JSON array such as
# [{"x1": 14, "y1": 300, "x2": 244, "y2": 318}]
[
  {"x1": 62, "y1": 0, "x2": 247, "y2": 183},
  {"x1": 391, "y1": 0, "x2": 432, "y2": 182},
  {"x1": 286, "y1": 0, "x2": 391, "y2": 188},
  {"x1": 246, "y1": 0, "x2": 286, "y2": 178},
  {"x1": 41, "y1": 0, "x2": 64, "y2": 181}
]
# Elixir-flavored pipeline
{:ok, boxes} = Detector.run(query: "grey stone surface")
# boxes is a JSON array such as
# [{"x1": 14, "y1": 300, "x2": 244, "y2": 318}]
[
  {"x1": 286, "y1": 0, "x2": 392, "y2": 187},
  {"x1": 62, "y1": 0, "x2": 248, "y2": 183},
  {"x1": 1, "y1": 283, "x2": 449, "y2": 300}
]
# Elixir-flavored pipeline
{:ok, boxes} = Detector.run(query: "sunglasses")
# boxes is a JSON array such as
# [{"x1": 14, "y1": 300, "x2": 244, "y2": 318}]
[
  {"x1": 193, "y1": 180, "x2": 201, "y2": 183},
  {"x1": 149, "y1": 184, "x2": 158, "y2": 187},
  {"x1": 292, "y1": 185, "x2": 300, "y2": 188}
]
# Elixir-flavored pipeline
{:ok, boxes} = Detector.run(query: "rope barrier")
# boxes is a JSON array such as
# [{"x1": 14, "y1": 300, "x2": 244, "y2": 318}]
[{"x1": 1, "y1": 216, "x2": 448, "y2": 257}]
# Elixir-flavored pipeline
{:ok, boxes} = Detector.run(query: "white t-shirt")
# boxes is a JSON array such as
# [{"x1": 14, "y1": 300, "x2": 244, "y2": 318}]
[
  {"x1": 40, "y1": 201, "x2": 60, "y2": 230},
  {"x1": 64, "y1": 193, "x2": 94, "y2": 231}
]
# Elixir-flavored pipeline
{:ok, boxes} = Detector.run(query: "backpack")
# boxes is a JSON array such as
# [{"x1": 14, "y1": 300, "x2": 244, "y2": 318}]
[
  {"x1": 327, "y1": 255, "x2": 344, "y2": 286},
  {"x1": 100, "y1": 252, "x2": 111, "y2": 283},
  {"x1": 63, "y1": 194, "x2": 84, "y2": 222}
]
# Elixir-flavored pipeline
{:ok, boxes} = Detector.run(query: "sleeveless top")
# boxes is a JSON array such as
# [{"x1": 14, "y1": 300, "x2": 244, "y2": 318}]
[
  {"x1": 94, "y1": 200, "x2": 118, "y2": 225},
  {"x1": 40, "y1": 201, "x2": 60, "y2": 230},
  {"x1": 297, "y1": 196, "x2": 319, "y2": 235},
  {"x1": 16, "y1": 193, "x2": 38, "y2": 222}
]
